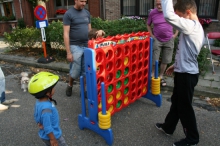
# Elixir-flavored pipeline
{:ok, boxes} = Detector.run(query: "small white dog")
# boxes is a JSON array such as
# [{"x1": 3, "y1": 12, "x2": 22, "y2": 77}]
[{"x1": 20, "y1": 72, "x2": 29, "y2": 92}]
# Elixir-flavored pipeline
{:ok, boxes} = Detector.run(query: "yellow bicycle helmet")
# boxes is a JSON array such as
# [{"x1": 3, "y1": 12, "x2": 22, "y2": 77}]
[{"x1": 28, "y1": 72, "x2": 59, "y2": 98}]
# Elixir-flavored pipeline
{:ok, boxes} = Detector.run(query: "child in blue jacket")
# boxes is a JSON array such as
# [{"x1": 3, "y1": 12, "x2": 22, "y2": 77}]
[{"x1": 28, "y1": 72, "x2": 68, "y2": 146}]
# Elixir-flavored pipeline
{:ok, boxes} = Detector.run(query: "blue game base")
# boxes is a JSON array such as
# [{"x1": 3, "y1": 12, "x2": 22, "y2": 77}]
[
  {"x1": 142, "y1": 91, "x2": 162, "y2": 107},
  {"x1": 78, "y1": 115, "x2": 114, "y2": 145}
]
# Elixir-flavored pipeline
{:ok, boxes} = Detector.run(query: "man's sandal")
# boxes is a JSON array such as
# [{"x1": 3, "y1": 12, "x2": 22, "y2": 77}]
[{"x1": 160, "y1": 79, "x2": 167, "y2": 87}]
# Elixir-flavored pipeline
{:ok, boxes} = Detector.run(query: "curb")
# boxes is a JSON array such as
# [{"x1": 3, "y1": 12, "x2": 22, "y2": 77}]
[
  {"x1": 1, "y1": 53, "x2": 220, "y2": 98},
  {"x1": 0, "y1": 54, "x2": 69, "y2": 73},
  {"x1": 161, "y1": 85, "x2": 220, "y2": 97}
]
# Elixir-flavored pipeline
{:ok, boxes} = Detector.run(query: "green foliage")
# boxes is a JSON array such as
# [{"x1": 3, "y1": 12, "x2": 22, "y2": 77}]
[
  {"x1": 91, "y1": 17, "x2": 148, "y2": 36},
  {"x1": 0, "y1": 15, "x2": 15, "y2": 21},
  {"x1": 45, "y1": 20, "x2": 64, "y2": 55},
  {"x1": 26, "y1": 0, "x2": 37, "y2": 6},
  {"x1": 3, "y1": 17, "x2": 209, "y2": 75},
  {"x1": 17, "y1": 18, "x2": 26, "y2": 29},
  {"x1": 4, "y1": 17, "x2": 147, "y2": 49},
  {"x1": 213, "y1": 39, "x2": 220, "y2": 47},
  {"x1": 198, "y1": 46, "x2": 210, "y2": 76},
  {"x1": 3, "y1": 27, "x2": 41, "y2": 48},
  {"x1": 45, "y1": 20, "x2": 64, "y2": 46}
]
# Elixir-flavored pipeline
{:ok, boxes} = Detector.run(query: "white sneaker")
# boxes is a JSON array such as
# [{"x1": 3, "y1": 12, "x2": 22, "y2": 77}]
[
  {"x1": 2, "y1": 99, "x2": 14, "y2": 105},
  {"x1": 0, "y1": 104, "x2": 9, "y2": 111}
]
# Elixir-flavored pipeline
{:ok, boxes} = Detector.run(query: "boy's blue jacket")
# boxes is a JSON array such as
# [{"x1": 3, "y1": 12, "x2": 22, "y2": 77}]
[{"x1": 34, "y1": 100, "x2": 62, "y2": 140}]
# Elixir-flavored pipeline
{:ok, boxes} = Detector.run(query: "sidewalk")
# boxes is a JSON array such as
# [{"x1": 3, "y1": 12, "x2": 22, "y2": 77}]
[{"x1": 0, "y1": 39, "x2": 220, "y2": 97}]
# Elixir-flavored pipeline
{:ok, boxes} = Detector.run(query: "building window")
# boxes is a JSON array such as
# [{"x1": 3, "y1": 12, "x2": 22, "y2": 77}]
[
  {"x1": 0, "y1": 6, "x2": 1, "y2": 17},
  {"x1": 121, "y1": 0, "x2": 154, "y2": 17},
  {"x1": 55, "y1": 0, "x2": 88, "y2": 10},
  {"x1": 195, "y1": 0, "x2": 219, "y2": 19},
  {"x1": 0, "y1": 1, "x2": 15, "y2": 17},
  {"x1": 121, "y1": 0, "x2": 219, "y2": 19}
]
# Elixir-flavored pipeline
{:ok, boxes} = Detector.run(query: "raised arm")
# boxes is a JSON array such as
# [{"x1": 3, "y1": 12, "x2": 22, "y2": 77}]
[{"x1": 161, "y1": 0, "x2": 195, "y2": 34}]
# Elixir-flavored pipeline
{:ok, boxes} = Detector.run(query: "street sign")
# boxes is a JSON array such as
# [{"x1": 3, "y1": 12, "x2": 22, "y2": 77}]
[
  {"x1": 35, "y1": 20, "x2": 48, "y2": 28},
  {"x1": 34, "y1": 5, "x2": 55, "y2": 64},
  {"x1": 34, "y1": 5, "x2": 47, "y2": 20}
]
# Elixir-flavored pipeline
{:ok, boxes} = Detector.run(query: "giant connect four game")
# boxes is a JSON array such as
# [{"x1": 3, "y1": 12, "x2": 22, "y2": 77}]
[{"x1": 78, "y1": 32, "x2": 162, "y2": 145}]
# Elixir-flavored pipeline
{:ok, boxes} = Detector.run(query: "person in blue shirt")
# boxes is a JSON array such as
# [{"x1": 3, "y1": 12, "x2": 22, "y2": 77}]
[{"x1": 28, "y1": 72, "x2": 67, "y2": 146}]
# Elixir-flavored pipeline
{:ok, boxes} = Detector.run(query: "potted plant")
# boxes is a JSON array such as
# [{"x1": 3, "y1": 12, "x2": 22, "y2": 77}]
[
  {"x1": 56, "y1": 9, "x2": 67, "y2": 18},
  {"x1": 199, "y1": 18, "x2": 212, "y2": 29}
]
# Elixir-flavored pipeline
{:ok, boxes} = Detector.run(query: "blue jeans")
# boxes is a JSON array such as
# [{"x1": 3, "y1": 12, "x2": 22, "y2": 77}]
[
  {"x1": 0, "y1": 67, "x2": 6, "y2": 104},
  {"x1": 69, "y1": 45, "x2": 86, "y2": 79}
]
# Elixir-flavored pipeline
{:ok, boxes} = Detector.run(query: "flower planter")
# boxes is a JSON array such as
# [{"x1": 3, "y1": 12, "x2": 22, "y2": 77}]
[
  {"x1": 56, "y1": 14, "x2": 64, "y2": 18},
  {"x1": 56, "y1": 9, "x2": 67, "y2": 18}
]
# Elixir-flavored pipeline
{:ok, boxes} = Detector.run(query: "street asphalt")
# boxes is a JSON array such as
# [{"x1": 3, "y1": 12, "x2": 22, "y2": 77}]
[
  {"x1": 0, "y1": 76, "x2": 219, "y2": 146},
  {"x1": 0, "y1": 38, "x2": 220, "y2": 146}
]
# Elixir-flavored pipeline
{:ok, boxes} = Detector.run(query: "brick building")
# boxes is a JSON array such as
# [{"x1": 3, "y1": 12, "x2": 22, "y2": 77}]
[{"x1": 0, "y1": 0, "x2": 219, "y2": 36}]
